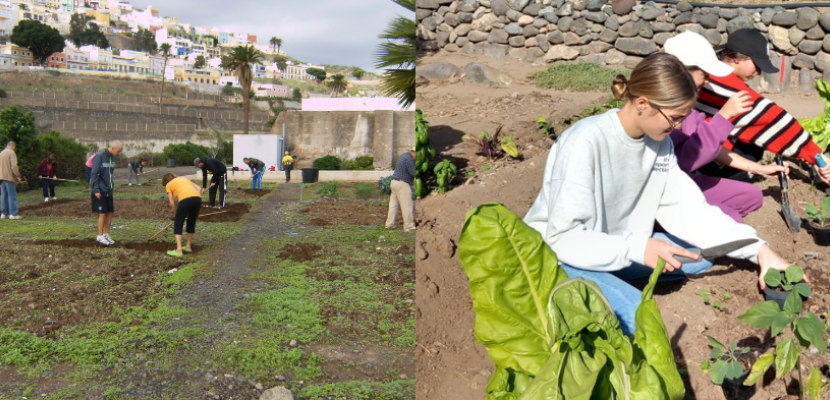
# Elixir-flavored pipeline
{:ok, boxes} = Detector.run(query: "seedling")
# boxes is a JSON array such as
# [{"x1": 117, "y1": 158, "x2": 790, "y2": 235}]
[
  {"x1": 764, "y1": 265, "x2": 811, "y2": 297},
  {"x1": 537, "y1": 116, "x2": 556, "y2": 137},
  {"x1": 706, "y1": 336, "x2": 751, "y2": 385},
  {"x1": 695, "y1": 289, "x2": 732, "y2": 312},
  {"x1": 462, "y1": 126, "x2": 519, "y2": 159},
  {"x1": 433, "y1": 159, "x2": 457, "y2": 194},
  {"x1": 804, "y1": 196, "x2": 830, "y2": 227},
  {"x1": 464, "y1": 169, "x2": 475, "y2": 178}
]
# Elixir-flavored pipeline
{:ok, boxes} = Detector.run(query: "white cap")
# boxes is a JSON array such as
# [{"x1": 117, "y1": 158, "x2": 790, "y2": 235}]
[{"x1": 663, "y1": 31, "x2": 732, "y2": 77}]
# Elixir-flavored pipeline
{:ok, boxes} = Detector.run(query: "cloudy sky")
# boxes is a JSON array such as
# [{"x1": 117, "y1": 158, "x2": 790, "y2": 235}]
[{"x1": 129, "y1": 0, "x2": 411, "y2": 72}]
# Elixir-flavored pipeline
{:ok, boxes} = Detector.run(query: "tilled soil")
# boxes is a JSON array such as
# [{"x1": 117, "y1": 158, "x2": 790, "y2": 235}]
[
  {"x1": 416, "y1": 53, "x2": 830, "y2": 400},
  {"x1": 19, "y1": 199, "x2": 251, "y2": 223},
  {"x1": 300, "y1": 200, "x2": 398, "y2": 227}
]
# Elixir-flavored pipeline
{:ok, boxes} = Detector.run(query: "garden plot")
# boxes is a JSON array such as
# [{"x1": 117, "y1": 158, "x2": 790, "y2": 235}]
[
  {"x1": 300, "y1": 200, "x2": 398, "y2": 227},
  {"x1": 19, "y1": 199, "x2": 251, "y2": 222}
]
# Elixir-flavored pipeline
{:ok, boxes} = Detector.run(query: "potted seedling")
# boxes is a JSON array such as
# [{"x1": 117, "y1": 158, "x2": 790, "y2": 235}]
[
  {"x1": 763, "y1": 264, "x2": 811, "y2": 310},
  {"x1": 739, "y1": 291, "x2": 828, "y2": 399},
  {"x1": 703, "y1": 336, "x2": 756, "y2": 400},
  {"x1": 804, "y1": 195, "x2": 830, "y2": 245}
]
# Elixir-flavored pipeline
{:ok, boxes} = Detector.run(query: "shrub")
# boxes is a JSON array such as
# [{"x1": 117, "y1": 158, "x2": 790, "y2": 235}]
[
  {"x1": 0, "y1": 89, "x2": 7, "y2": 98},
  {"x1": 316, "y1": 181, "x2": 339, "y2": 197},
  {"x1": 32, "y1": 130, "x2": 89, "y2": 183},
  {"x1": 340, "y1": 156, "x2": 374, "y2": 171},
  {"x1": 162, "y1": 141, "x2": 211, "y2": 167},
  {"x1": 221, "y1": 83, "x2": 234, "y2": 96},
  {"x1": 378, "y1": 175, "x2": 393, "y2": 195},
  {"x1": 312, "y1": 155, "x2": 341, "y2": 170},
  {"x1": 354, "y1": 183, "x2": 375, "y2": 200}
]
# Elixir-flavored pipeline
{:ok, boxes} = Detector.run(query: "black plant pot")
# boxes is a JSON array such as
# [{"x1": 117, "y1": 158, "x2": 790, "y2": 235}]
[
  {"x1": 166, "y1": 158, "x2": 175, "y2": 168},
  {"x1": 763, "y1": 286, "x2": 790, "y2": 310},
  {"x1": 721, "y1": 369, "x2": 756, "y2": 400},
  {"x1": 809, "y1": 220, "x2": 830, "y2": 246}
]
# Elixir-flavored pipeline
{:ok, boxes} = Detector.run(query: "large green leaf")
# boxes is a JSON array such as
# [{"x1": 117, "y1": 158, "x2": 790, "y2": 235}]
[
  {"x1": 710, "y1": 359, "x2": 728, "y2": 385},
  {"x1": 502, "y1": 142, "x2": 519, "y2": 158},
  {"x1": 724, "y1": 360, "x2": 743, "y2": 380},
  {"x1": 795, "y1": 313, "x2": 827, "y2": 354},
  {"x1": 743, "y1": 353, "x2": 774, "y2": 386},
  {"x1": 771, "y1": 311, "x2": 792, "y2": 338},
  {"x1": 784, "y1": 265, "x2": 804, "y2": 285},
  {"x1": 806, "y1": 368, "x2": 823, "y2": 400},
  {"x1": 794, "y1": 282, "x2": 812, "y2": 298},
  {"x1": 764, "y1": 269, "x2": 782, "y2": 288},
  {"x1": 774, "y1": 338, "x2": 798, "y2": 379},
  {"x1": 738, "y1": 301, "x2": 780, "y2": 329},
  {"x1": 784, "y1": 291, "x2": 803, "y2": 317},
  {"x1": 458, "y1": 203, "x2": 569, "y2": 378}
]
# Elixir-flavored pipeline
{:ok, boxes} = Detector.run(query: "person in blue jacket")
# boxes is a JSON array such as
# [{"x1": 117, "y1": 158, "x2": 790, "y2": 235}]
[{"x1": 89, "y1": 141, "x2": 123, "y2": 246}]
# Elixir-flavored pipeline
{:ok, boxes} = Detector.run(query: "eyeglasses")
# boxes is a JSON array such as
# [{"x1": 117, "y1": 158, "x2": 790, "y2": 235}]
[{"x1": 651, "y1": 103, "x2": 687, "y2": 130}]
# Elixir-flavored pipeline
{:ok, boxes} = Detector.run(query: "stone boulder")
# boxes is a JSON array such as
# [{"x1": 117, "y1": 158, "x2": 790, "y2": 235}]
[
  {"x1": 544, "y1": 44, "x2": 580, "y2": 61},
  {"x1": 260, "y1": 387, "x2": 293, "y2": 400},
  {"x1": 464, "y1": 62, "x2": 513, "y2": 86}
]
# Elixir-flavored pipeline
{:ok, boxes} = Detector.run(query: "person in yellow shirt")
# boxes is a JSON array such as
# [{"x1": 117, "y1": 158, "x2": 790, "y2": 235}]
[
  {"x1": 281, "y1": 151, "x2": 294, "y2": 183},
  {"x1": 162, "y1": 172, "x2": 205, "y2": 257}
]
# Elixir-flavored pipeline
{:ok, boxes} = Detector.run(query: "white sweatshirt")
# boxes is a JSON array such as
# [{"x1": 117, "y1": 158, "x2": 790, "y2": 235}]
[{"x1": 523, "y1": 110, "x2": 765, "y2": 271}]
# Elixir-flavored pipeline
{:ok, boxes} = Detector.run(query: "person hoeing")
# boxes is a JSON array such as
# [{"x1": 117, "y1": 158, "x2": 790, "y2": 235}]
[{"x1": 162, "y1": 172, "x2": 204, "y2": 257}]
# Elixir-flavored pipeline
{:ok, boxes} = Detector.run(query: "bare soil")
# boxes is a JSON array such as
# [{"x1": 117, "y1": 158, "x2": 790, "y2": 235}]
[
  {"x1": 416, "y1": 53, "x2": 830, "y2": 400},
  {"x1": 19, "y1": 199, "x2": 251, "y2": 223},
  {"x1": 299, "y1": 200, "x2": 396, "y2": 227}
]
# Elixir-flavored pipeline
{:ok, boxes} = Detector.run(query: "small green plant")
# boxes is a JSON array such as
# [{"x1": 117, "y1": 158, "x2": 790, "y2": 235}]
[
  {"x1": 695, "y1": 289, "x2": 732, "y2": 311},
  {"x1": 562, "y1": 99, "x2": 623, "y2": 126},
  {"x1": 537, "y1": 116, "x2": 556, "y2": 137},
  {"x1": 739, "y1": 291, "x2": 828, "y2": 396},
  {"x1": 705, "y1": 336, "x2": 751, "y2": 385},
  {"x1": 805, "y1": 196, "x2": 830, "y2": 227},
  {"x1": 354, "y1": 183, "x2": 374, "y2": 200},
  {"x1": 416, "y1": 109, "x2": 435, "y2": 198},
  {"x1": 433, "y1": 159, "x2": 457, "y2": 194},
  {"x1": 462, "y1": 126, "x2": 519, "y2": 159},
  {"x1": 464, "y1": 169, "x2": 475, "y2": 177},
  {"x1": 377, "y1": 175, "x2": 393, "y2": 195},
  {"x1": 764, "y1": 265, "x2": 811, "y2": 298},
  {"x1": 316, "y1": 181, "x2": 340, "y2": 197},
  {"x1": 312, "y1": 155, "x2": 341, "y2": 170}
]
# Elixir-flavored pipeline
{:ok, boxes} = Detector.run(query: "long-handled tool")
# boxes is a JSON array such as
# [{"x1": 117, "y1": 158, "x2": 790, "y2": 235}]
[
  {"x1": 776, "y1": 156, "x2": 801, "y2": 233},
  {"x1": 145, "y1": 209, "x2": 232, "y2": 241},
  {"x1": 40, "y1": 177, "x2": 82, "y2": 183},
  {"x1": 137, "y1": 168, "x2": 160, "y2": 176}
]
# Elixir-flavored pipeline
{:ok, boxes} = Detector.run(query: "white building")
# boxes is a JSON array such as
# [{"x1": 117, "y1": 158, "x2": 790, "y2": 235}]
[
  {"x1": 65, "y1": 48, "x2": 90, "y2": 69},
  {"x1": 79, "y1": 45, "x2": 112, "y2": 70},
  {"x1": 119, "y1": 5, "x2": 159, "y2": 29}
]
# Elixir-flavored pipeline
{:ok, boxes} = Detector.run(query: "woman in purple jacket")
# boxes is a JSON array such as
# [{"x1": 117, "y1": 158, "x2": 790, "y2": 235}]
[
  {"x1": 36, "y1": 154, "x2": 57, "y2": 202},
  {"x1": 664, "y1": 32, "x2": 788, "y2": 222}
]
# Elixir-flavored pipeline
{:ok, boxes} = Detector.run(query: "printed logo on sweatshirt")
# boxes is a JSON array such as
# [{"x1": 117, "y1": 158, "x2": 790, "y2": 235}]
[
  {"x1": 653, "y1": 155, "x2": 670, "y2": 172},
  {"x1": 101, "y1": 162, "x2": 116, "y2": 168}
]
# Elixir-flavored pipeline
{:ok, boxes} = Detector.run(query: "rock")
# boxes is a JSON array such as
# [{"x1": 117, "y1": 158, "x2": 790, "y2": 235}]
[
  {"x1": 417, "y1": 9, "x2": 433, "y2": 21},
  {"x1": 673, "y1": 11, "x2": 693, "y2": 25},
  {"x1": 636, "y1": 19, "x2": 653, "y2": 38},
  {"x1": 491, "y1": 0, "x2": 509, "y2": 16},
  {"x1": 559, "y1": 16, "x2": 573, "y2": 32},
  {"x1": 458, "y1": 0, "x2": 478, "y2": 12},
  {"x1": 817, "y1": 51, "x2": 830, "y2": 72},
  {"x1": 421, "y1": 17, "x2": 438, "y2": 31},
  {"x1": 799, "y1": 40, "x2": 822, "y2": 55},
  {"x1": 641, "y1": 7, "x2": 663, "y2": 21},
  {"x1": 564, "y1": 32, "x2": 581, "y2": 45},
  {"x1": 525, "y1": 36, "x2": 538, "y2": 47},
  {"x1": 726, "y1": 15, "x2": 754, "y2": 34},
  {"x1": 583, "y1": 41, "x2": 613, "y2": 54},
  {"x1": 436, "y1": 31, "x2": 450, "y2": 46},
  {"x1": 823, "y1": 69, "x2": 830, "y2": 83},
  {"x1": 570, "y1": 19, "x2": 591, "y2": 35},
  {"x1": 586, "y1": 11, "x2": 607, "y2": 23},
  {"x1": 823, "y1": 35, "x2": 830, "y2": 53},
  {"x1": 523, "y1": 25, "x2": 540, "y2": 37},
  {"x1": 624, "y1": 55, "x2": 644, "y2": 69},
  {"x1": 507, "y1": 47, "x2": 526, "y2": 59},
  {"x1": 676, "y1": 1, "x2": 692, "y2": 12},
  {"x1": 544, "y1": 44, "x2": 580, "y2": 61},
  {"x1": 533, "y1": 18, "x2": 548, "y2": 28},
  {"x1": 771, "y1": 11, "x2": 797, "y2": 27},
  {"x1": 719, "y1": 9, "x2": 738, "y2": 20},
  {"x1": 703, "y1": 29, "x2": 722, "y2": 46},
  {"x1": 544, "y1": 11, "x2": 559, "y2": 23},
  {"x1": 464, "y1": 62, "x2": 512, "y2": 86},
  {"x1": 806, "y1": 25, "x2": 825, "y2": 41},
  {"x1": 612, "y1": 0, "x2": 635, "y2": 16},
  {"x1": 618, "y1": 21, "x2": 637, "y2": 37},
  {"x1": 793, "y1": 53, "x2": 815, "y2": 69},
  {"x1": 455, "y1": 23, "x2": 473, "y2": 36},
  {"x1": 618, "y1": 14, "x2": 630, "y2": 24},
  {"x1": 289, "y1": 340, "x2": 298, "y2": 347},
  {"x1": 536, "y1": 34, "x2": 550, "y2": 51},
  {"x1": 769, "y1": 25, "x2": 796, "y2": 55},
  {"x1": 505, "y1": 22, "x2": 522, "y2": 35},
  {"x1": 468, "y1": 30, "x2": 489, "y2": 42},
  {"x1": 489, "y1": 28, "x2": 509, "y2": 43},
  {"x1": 821, "y1": 12, "x2": 830, "y2": 31},
  {"x1": 481, "y1": 43, "x2": 510, "y2": 58},
  {"x1": 419, "y1": 0, "x2": 440, "y2": 9},
  {"x1": 522, "y1": 2, "x2": 542, "y2": 16},
  {"x1": 445, "y1": 43, "x2": 460, "y2": 52},
  {"x1": 790, "y1": 28, "x2": 806, "y2": 47},
  {"x1": 615, "y1": 37, "x2": 658, "y2": 55},
  {"x1": 444, "y1": 13, "x2": 460, "y2": 26},
  {"x1": 260, "y1": 387, "x2": 293, "y2": 400},
  {"x1": 509, "y1": 35, "x2": 526, "y2": 46},
  {"x1": 547, "y1": 30, "x2": 564, "y2": 44},
  {"x1": 587, "y1": 0, "x2": 605, "y2": 11},
  {"x1": 577, "y1": 53, "x2": 607, "y2": 65},
  {"x1": 604, "y1": 48, "x2": 626, "y2": 64},
  {"x1": 518, "y1": 15, "x2": 534, "y2": 26},
  {"x1": 557, "y1": 2, "x2": 574, "y2": 16},
  {"x1": 507, "y1": 0, "x2": 530, "y2": 10},
  {"x1": 472, "y1": 13, "x2": 498, "y2": 31},
  {"x1": 526, "y1": 46, "x2": 545, "y2": 61},
  {"x1": 677, "y1": 23, "x2": 704, "y2": 35},
  {"x1": 600, "y1": 28, "x2": 619, "y2": 43},
  {"x1": 653, "y1": 31, "x2": 673, "y2": 46},
  {"x1": 797, "y1": 7, "x2": 819, "y2": 30},
  {"x1": 760, "y1": 8, "x2": 775, "y2": 25},
  {"x1": 604, "y1": 15, "x2": 619, "y2": 30},
  {"x1": 717, "y1": 17, "x2": 727, "y2": 32},
  {"x1": 700, "y1": 13, "x2": 719, "y2": 29}
]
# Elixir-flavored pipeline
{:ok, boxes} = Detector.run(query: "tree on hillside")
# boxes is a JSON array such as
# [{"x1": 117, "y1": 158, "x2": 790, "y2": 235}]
[
  {"x1": 273, "y1": 54, "x2": 288, "y2": 72},
  {"x1": 10, "y1": 20, "x2": 65, "y2": 65},
  {"x1": 135, "y1": 28, "x2": 158, "y2": 54},
  {"x1": 374, "y1": 0, "x2": 415, "y2": 108},
  {"x1": 306, "y1": 67, "x2": 326, "y2": 83},
  {"x1": 352, "y1": 67, "x2": 365, "y2": 80},
  {"x1": 225, "y1": 45, "x2": 265, "y2": 134},
  {"x1": 292, "y1": 87, "x2": 301, "y2": 101},
  {"x1": 158, "y1": 42, "x2": 171, "y2": 110},
  {"x1": 270, "y1": 36, "x2": 282, "y2": 54},
  {"x1": 329, "y1": 73, "x2": 347, "y2": 98},
  {"x1": 78, "y1": 23, "x2": 109, "y2": 48},
  {"x1": 193, "y1": 55, "x2": 206, "y2": 69},
  {"x1": 219, "y1": 54, "x2": 232, "y2": 70},
  {"x1": 68, "y1": 12, "x2": 94, "y2": 47}
]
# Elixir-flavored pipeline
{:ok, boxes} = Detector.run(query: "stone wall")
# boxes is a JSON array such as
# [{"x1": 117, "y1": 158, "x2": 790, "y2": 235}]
[
  {"x1": 417, "y1": 0, "x2": 830, "y2": 92},
  {"x1": 271, "y1": 111, "x2": 415, "y2": 169}
]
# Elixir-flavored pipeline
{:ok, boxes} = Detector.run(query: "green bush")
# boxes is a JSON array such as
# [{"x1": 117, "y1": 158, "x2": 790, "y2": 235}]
[
  {"x1": 354, "y1": 183, "x2": 375, "y2": 200},
  {"x1": 222, "y1": 83, "x2": 234, "y2": 96},
  {"x1": 32, "y1": 130, "x2": 89, "y2": 183},
  {"x1": 341, "y1": 156, "x2": 374, "y2": 171},
  {"x1": 162, "y1": 141, "x2": 211, "y2": 167},
  {"x1": 312, "y1": 155, "x2": 341, "y2": 170},
  {"x1": 316, "y1": 181, "x2": 339, "y2": 197},
  {"x1": 378, "y1": 175, "x2": 393, "y2": 195}
]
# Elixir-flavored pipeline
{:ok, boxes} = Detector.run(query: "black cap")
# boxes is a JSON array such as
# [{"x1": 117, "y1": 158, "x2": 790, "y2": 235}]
[{"x1": 725, "y1": 29, "x2": 779, "y2": 74}]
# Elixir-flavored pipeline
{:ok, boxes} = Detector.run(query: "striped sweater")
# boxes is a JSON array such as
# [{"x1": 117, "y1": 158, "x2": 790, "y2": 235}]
[{"x1": 695, "y1": 73, "x2": 821, "y2": 165}]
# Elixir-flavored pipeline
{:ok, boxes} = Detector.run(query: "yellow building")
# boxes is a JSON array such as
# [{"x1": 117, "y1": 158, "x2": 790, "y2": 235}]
[
  {"x1": 85, "y1": 9, "x2": 110, "y2": 26},
  {"x1": 1, "y1": 44, "x2": 34, "y2": 67},
  {"x1": 173, "y1": 67, "x2": 221, "y2": 84}
]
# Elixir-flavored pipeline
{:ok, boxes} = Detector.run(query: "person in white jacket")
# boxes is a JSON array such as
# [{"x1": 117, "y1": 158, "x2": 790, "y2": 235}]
[{"x1": 523, "y1": 53, "x2": 798, "y2": 336}]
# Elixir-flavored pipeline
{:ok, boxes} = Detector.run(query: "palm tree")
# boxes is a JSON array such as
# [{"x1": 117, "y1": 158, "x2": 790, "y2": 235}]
[
  {"x1": 373, "y1": 0, "x2": 415, "y2": 108},
  {"x1": 158, "y1": 43, "x2": 172, "y2": 110},
  {"x1": 225, "y1": 45, "x2": 265, "y2": 134},
  {"x1": 274, "y1": 37, "x2": 282, "y2": 54},
  {"x1": 329, "y1": 74, "x2": 347, "y2": 98},
  {"x1": 269, "y1": 36, "x2": 278, "y2": 53}
]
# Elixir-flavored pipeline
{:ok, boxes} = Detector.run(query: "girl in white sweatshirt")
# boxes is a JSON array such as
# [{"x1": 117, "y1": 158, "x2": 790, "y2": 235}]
[{"x1": 523, "y1": 53, "x2": 795, "y2": 335}]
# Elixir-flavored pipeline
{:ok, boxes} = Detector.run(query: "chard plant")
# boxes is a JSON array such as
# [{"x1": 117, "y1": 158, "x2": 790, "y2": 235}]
[
  {"x1": 433, "y1": 159, "x2": 457, "y2": 194},
  {"x1": 415, "y1": 109, "x2": 436, "y2": 198},
  {"x1": 765, "y1": 264, "x2": 811, "y2": 297},
  {"x1": 536, "y1": 116, "x2": 556, "y2": 137},
  {"x1": 702, "y1": 336, "x2": 751, "y2": 385},
  {"x1": 462, "y1": 125, "x2": 519, "y2": 159},
  {"x1": 805, "y1": 196, "x2": 830, "y2": 228}
]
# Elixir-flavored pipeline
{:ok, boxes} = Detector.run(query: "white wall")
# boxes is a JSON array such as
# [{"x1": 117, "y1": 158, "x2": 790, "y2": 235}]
[{"x1": 232, "y1": 134, "x2": 284, "y2": 170}]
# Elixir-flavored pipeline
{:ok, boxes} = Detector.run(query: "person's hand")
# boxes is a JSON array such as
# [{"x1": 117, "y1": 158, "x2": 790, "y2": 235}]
[
  {"x1": 95, "y1": 192, "x2": 101, "y2": 199},
  {"x1": 718, "y1": 91, "x2": 753, "y2": 120},
  {"x1": 644, "y1": 238, "x2": 702, "y2": 272},
  {"x1": 200, "y1": 188, "x2": 205, "y2": 194},
  {"x1": 751, "y1": 161, "x2": 788, "y2": 179},
  {"x1": 210, "y1": 183, "x2": 216, "y2": 187},
  {"x1": 814, "y1": 154, "x2": 830, "y2": 184},
  {"x1": 756, "y1": 244, "x2": 805, "y2": 289}
]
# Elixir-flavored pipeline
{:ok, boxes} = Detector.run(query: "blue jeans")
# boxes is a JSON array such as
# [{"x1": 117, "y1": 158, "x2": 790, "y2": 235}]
[
  {"x1": 252, "y1": 167, "x2": 264, "y2": 189},
  {"x1": 0, "y1": 180, "x2": 18, "y2": 216},
  {"x1": 559, "y1": 232, "x2": 713, "y2": 336}
]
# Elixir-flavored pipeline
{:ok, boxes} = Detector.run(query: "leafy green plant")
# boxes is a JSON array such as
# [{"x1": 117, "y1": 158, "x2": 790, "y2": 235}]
[
  {"x1": 695, "y1": 289, "x2": 732, "y2": 312},
  {"x1": 415, "y1": 109, "x2": 435, "y2": 197},
  {"x1": 377, "y1": 175, "x2": 393, "y2": 195},
  {"x1": 163, "y1": 141, "x2": 210, "y2": 166},
  {"x1": 312, "y1": 155, "x2": 341, "y2": 170},
  {"x1": 462, "y1": 126, "x2": 519, "y2": 159},
  {"x1": 800, "y1": 79, "x2": 830, "y2": 152},
  {"x1": 433, "y1": 159, "x2": 457, "y2": 194},
  {"x1": 705, "y1": 336, "x2": 751, "y2": 385},
  {"x1": 738, "y1": 290, "x2": 828, "y2": 396},
  {"x1": 316, "y1": 181, "x2": 340, "y2": 197},
  {"x1": 562, "y1": 99, "x2": 623, "y2": 126},
  {"x1": 765, "y1": 265, "x2": 812, "y2": 298},
  {"x1": 804, "y1": 196, "x2": 830, "y2": 227},
  {"x1": 354, "y1": 183, "x2": 375, "y2": 200},
  {"x1": 341, "y1": 156, "x2": 374, "y2": 171},
  {"x1": 537, "y1": 116, "x2": 556, "y2": 137}
]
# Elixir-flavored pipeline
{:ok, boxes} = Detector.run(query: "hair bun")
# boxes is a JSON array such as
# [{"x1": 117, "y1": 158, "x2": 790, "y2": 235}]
[{"x1": 611, "y1": 74, "x2": 628, "y2": 100}]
